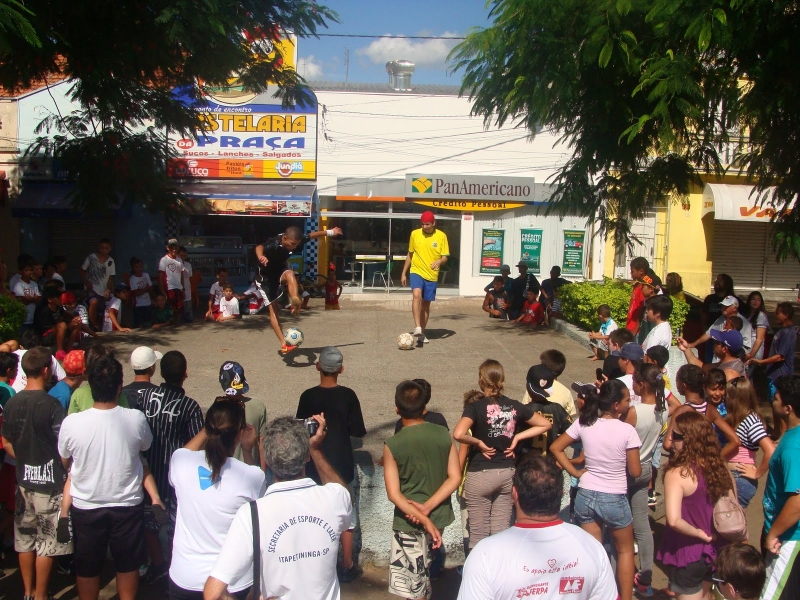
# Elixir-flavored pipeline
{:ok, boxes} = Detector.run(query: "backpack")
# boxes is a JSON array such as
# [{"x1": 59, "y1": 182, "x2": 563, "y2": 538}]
[{"x1": 713, "y1": 490, "x2": 747, "y2": 542}]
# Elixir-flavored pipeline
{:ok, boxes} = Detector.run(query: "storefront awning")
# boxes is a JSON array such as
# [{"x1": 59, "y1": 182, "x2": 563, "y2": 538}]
[
  {"x1": 180, "y1": 182, "x2": 316, "y2": 217},
  {"x1": 701, "y1": 183, "x2": 793, "y2": 221},
  {"x1": 11, "y1": 182, "x2": 127, "y2": 218}
]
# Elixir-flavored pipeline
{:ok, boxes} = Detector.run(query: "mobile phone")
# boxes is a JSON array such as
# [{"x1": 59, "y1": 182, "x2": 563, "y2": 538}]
[{"x1": 596, "y1": 368, "x2": 604, "y2": 381}]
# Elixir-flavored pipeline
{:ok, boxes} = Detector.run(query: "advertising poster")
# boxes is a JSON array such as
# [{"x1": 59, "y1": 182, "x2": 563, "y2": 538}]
[
  {"x1": 562, "y1": 230, "x2": 586, "y2": 275},
  {"x1": 519, "y1": 229, "x2": 543, "y2": 273},
  {"x1": 480, "y1": 229, "x2": 504, "y2": 274}
]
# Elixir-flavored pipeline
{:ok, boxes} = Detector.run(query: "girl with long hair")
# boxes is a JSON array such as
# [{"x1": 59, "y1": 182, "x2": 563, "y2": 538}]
[
  {"x1": 725, "y1": 377, "x2": 776, "y2": 509},
  {"x1": 657, "y1": 411, "x2": 734, "y2": 600},
  {"x1": 625, "y1": 363, "x2": 668, "y2": 596},
  {"x1": 550, "y1": 379, "x2": 641, "y2": 600},
  {"x1": 744, "y1": 291, "x2": 769, "y2": 365},
  {"x1": 169, "y1": 398, "x2": 264, "y2": 600},
  {"x1": 453, "y1": 360, "x2": 551, "y2": 549}
]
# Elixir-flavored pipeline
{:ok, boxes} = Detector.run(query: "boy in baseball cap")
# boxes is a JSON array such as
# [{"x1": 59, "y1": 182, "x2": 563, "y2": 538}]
[
  {"x1": 121, "y1": 347, "x2": 163, "y2": 411},
  {"x1": 218, "y1": 361, "x2": 266, "y2": 470},
  {"x1": 519, "y1": 364, "x2": 572, "y2": 457}
]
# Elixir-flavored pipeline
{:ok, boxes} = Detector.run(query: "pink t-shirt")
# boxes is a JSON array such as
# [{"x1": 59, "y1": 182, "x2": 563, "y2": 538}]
[{"x1": 566, "y1": 418, "x2": 641, "y2": 495}]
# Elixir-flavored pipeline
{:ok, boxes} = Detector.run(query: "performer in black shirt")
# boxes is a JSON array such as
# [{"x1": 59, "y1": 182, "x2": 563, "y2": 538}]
[{"x1": 254, "y1": 225, "x2": 342, "y2": 354}]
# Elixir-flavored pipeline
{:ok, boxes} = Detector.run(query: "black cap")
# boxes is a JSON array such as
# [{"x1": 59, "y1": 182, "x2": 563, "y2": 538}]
[
  {"x1": 526, "y1": 364, "x2": 554, "y2": 400},
  {"x1": 571, "y1": 381, "x2": 597, "y2": 398}
]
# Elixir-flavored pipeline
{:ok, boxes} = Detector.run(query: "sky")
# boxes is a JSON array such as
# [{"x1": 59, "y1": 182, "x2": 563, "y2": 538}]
[{"x1": 294, "y1": 0, "x2": 492, "y2": 85}]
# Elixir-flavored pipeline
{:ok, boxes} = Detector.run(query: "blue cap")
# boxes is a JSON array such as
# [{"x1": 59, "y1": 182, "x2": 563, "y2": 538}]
[{"x1": 710, "y1": 329, "x2": 743, "y2": 353}]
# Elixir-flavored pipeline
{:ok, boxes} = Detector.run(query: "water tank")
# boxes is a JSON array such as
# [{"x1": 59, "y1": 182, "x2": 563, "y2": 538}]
[{"x1": 386, "y1": 60, "x2": 415, "y2": 91}]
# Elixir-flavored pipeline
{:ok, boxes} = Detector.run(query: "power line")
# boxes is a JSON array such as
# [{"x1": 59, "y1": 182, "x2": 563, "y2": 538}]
[{"x1": 316, "y1": 34, "x2": 466, "y2": 40}]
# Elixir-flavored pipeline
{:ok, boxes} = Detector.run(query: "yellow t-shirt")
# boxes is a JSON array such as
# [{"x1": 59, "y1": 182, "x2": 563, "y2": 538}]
[{"x1": 408, "y1": 228, "x2": 450, "y2": 282}]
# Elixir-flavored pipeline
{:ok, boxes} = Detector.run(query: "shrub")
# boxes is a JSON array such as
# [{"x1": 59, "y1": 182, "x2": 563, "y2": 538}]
[
  {"x1": 0, "y1": 294, "x2": 27, "y2": 342},
  {"x1": 557, "y1": 278, "x2": 689, "y2": 343}
]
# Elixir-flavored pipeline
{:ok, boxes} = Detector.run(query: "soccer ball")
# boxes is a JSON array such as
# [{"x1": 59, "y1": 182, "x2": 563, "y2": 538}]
[
  {"x1": 397, "y1": 332, "x2": 415, "y2": 350},
  {"x1": 284, "y1": 327, "x2": 304, "y2": 347}
]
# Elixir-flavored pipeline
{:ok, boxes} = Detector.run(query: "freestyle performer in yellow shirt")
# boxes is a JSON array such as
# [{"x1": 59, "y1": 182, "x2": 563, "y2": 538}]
[{"x1": 400, "y1": 211, "x2": 450, "y2": 344}]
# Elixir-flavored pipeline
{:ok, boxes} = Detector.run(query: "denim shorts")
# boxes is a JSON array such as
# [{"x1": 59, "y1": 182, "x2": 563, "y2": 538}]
[
  {"x1": 409, "y1": 273, "x2": 437, "y2": 302},
  {"x1": 573, "y1": 488, "x2": 633, "y2": 529},
  {"x1": 732, "y1": 470, "x2": 758, "y2": 509}
]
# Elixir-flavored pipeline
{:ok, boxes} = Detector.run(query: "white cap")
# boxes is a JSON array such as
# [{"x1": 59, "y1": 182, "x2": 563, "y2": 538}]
[
  {"x1": 720, "y1": 295, "x2": 739, "y2": 307},
  {"x1": 131, "y1": 347, "x2": 163, "y2": 370}
]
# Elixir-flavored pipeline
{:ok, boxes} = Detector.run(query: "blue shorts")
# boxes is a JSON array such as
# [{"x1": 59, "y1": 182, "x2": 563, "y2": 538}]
[
  {"x1": 409, "y1": 273, "x2": 437, "y2": 302},
  {"x1": 573, "y1": 488, "x2": 633, "y2": 529}
]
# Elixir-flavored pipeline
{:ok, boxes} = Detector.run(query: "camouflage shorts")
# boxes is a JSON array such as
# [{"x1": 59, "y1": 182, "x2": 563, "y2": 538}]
[{"x1": 14, "y1": 486, "x2": 73, "y2": 556}]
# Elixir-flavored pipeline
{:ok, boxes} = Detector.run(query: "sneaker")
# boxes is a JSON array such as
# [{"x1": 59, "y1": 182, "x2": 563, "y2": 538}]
[
  {"x1": 280, "y1": 344, "x2": 297, "y2": 355},
  {"x1": 56, "y1": 556, "x2": 75, "y2": 576},
  {"x1": 633, "y1": 572, "x2": 654, "y2": 597},
  {"x1": 421, "y1": 336, "x2": 429, "y2": 343},
  {"x1": 647, "y1": 490, "x2": 658, "y2": 507},
  {"x1": 142, "y1": 561, "x2": 168, "y2": 585},
  {"x1": 413, "y1": 326, "x2": 423, "y2": 337},
  {"x1": 339, "y1": 564, "x2": 363, "y2": 583}
]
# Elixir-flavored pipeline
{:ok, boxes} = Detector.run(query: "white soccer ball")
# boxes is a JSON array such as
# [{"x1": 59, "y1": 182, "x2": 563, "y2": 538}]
[
  {"x1": 397, "y1": 332, "x2": 415, "y2": 350},
  {"x1": 284, "y1": 327, "x2": 304, "y2": 347}
]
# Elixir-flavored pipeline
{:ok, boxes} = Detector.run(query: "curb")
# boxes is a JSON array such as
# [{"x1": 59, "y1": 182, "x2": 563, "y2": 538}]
[{"x1": 550, "y1": 317, "x2": 592, "y2": 351}]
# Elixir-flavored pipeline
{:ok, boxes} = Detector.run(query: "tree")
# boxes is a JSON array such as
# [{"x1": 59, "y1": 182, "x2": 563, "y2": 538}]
[
  {"x1": 450, "y1": 0, "x2": 800, "y2": 260},
  {"x1": 0, "y1": 0, "x2": 336, "y2": 213},
  {"x1": 0, "y1": 0, "x2": 40, "y2": 51}
]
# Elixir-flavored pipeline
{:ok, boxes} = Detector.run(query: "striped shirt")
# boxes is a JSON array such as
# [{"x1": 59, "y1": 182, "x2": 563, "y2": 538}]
[
  {"x1": 138, "y1": 384, "x2": 203, "y2": 505},
  {"x1": 735, "y1": 412, "x2": 769, "y2": 451}
]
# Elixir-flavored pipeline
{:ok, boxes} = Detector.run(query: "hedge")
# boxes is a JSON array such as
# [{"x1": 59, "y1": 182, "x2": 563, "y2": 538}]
[
  {"x1": 557, "y1": 278, "x2": 689, "y2": 343},
  {"x1": 0, "y1": 295, "x2": 27, "y2": 342}
]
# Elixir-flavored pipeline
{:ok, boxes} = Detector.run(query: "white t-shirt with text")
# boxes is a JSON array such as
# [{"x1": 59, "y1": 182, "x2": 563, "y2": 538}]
[
  {"x1": 102, "y1": 296, "x2": 123, "y2": 332},
  {"x1": 642, "y1": 321, "x2": 672, "y2": 351},
  {"x1": 58, "y1": 406, "x2": 152, "y2": 509},
  {"x1": 209, "y1": 282, "x2": 224, "y2": 307},
  {"x1": 129, "y1": 273, "x2": 153, "y2": 307},
  {"x1": 210, "y1": 479, "x2": 353, "y2": 600},
  {"x1": 13, "y1": 279, "x2": 40, "y2": 324},
  {"x1": 169, "y1": 449, "x2": 266, "y2": 592},
  {"x1": 159, "y1": 255, "x2": 184, "y2": 291},
  {"x1": 458, "y1": 521, "x2": 619, "y2": 600},
  {"x1": 219, "y1": 296, "x2": 240, "y2": 318},
  {"x1": 81, "y1": 253, "x2": 115, "y2": 293}
]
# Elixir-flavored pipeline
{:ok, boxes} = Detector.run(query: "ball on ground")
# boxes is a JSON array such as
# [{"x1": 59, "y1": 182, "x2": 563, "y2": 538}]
[
  {"x1": 284, "y1": 327, "x2": 304, "y2": 346},
  {"x1": 397, "y1": 332, "x2": 415, "y2": 350}
]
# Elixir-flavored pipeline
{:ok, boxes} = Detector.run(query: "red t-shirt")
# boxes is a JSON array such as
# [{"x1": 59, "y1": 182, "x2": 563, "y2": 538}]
[
  {"x1": 325, "y1": 281, "x2": 340, "y2": 306},
  {"x1": 520, "y1": 300, "x2": 544, "y2": 324},
  {"x1": 626, "y1": 285, "x2": 645, "y2": 332}
]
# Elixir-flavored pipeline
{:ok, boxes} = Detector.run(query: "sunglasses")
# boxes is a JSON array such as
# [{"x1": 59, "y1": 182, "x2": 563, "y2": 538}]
[{"x1": 671, "y1": 431, "x2": 685, "y2": 442}]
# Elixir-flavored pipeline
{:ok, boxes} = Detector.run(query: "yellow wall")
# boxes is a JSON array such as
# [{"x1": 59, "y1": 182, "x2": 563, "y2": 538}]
[{"x1": 662, "y1": 188, "x2": 713, "y2": 297}]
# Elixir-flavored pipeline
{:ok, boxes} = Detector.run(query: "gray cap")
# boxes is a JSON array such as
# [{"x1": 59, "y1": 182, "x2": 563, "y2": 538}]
[
  {"x1": 501, "y1": 264, "x2": 511, "y2": 272},
  {"x1": 318, "y1": 346, "x2": 343, "y2": 372},
  {"x1": 619, "y1": 342, "x2": 645, "y2": 361}
]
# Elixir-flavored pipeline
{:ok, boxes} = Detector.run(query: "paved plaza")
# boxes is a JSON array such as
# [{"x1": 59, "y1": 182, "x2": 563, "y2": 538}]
[{"x1": 1, "y1": 295, "x2": 767, "y2": 599}]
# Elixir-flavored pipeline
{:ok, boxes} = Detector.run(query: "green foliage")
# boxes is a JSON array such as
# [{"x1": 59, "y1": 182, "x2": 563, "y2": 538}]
[
  {"x1": 0, "y1": 0, "x2": 337, "y2": 214},
  {"x1": 0, "y1": 0, "x2": 40, "y2": 51},
  {"x1": 0, "y1": 294, "x2": 26, "y2": 342},
  {"x1": 450, "y1": 0, "x2": 800, "y2": 261},
  {"x1": 557, "y1": 278, "x2": 689, "y2": 343}
]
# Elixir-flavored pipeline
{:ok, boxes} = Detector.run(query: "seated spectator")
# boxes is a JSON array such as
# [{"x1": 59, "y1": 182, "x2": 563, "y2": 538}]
[
  {"x1": 588, "y1": 304, "x2": 617, "y2": 360},
  {"x1": 513, "y1": 288, "x2": 544, "y2": 327},
  {"x1": 457, "y1": 453, "x2": 617, "y2": 599},
  {"x1": 13, "y1": 260, "x2": 41, "y2": 329},
  {"x1": 204, "y1": 416, "x2": 354, "y2": 600},
  {"x1": 540, "y1": 265, "x2": 570, "y2": 308},
  {"x1": 62, "y1": 291, "x2": 98, "y2": 346},
  {"x1": 507, "y1": 261, "x2": 540, "y2": 320},
  {"x1": 103, "y1": 283, "x2": 132, "y2": 333},
  {"x1": 483, "y1": 264, "x2": 513, "y2": 295},
  {"x1": 33, "y1": 286, "x2": 68, "y2": 355},
  {"x1": 217, "y1": 283, "x2": 241, "y2": 322},
  {"x1": 482, "y1": 276, "x2": 509, "y2": 319},
  {"x1": 714, "y1": 543, "x2": 766, "y2": 600},
  {"x1": 152, "y1": 291, "x2": 173, "y2": 329},
  {"x1": 205, "y1": 268, "x2": 227, "y2": 322},
  {"x1": 80, "y1": 239, "x2": 116, "y2": 331}
]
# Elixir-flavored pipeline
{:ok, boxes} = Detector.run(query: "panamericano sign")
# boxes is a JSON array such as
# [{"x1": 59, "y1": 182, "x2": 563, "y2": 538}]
[{"x1": 406, "y1": 174, "x2": 535, "y2": 202}]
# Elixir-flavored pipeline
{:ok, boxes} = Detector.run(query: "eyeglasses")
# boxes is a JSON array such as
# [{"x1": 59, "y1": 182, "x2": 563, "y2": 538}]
[
  {"x1": 671, "y1": 431, "x2": 685, "y2": 442},
  {"x1": 712, "y1": 576, "x2": 727, "y2": 587}
]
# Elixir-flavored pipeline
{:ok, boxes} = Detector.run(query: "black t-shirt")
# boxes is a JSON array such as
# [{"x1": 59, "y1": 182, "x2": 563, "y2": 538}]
[
  {"x1": 517, "y1": 400, "x2": 573, "y2": 456},
  {"x1": 296, "y1": 385, "x2": 367, "y2": 483},
  {"x1": 261, "y1": 235, "x2": 310, "y2": 279},
  {"x1": 509, "y1": 274, "x2": 541, "y2": 310},
  {"x1": 120, "y1": 381, "x2": 158, "y2": 412},
  {"x1": 603, "y1": 354, "x2": 624, "y2": 379},
  {"x1": 394, "y1": 410, "x2": 448, "y2": 433},
  {"x1": 462, "y1": 395, "x2": 534, "y2": 471},
  {"x1": 0, "y1": 390, "x2": 68, "y2": 492},
  {"x1": 33, "y1": 302, "x2": 62, "y2": 335}
]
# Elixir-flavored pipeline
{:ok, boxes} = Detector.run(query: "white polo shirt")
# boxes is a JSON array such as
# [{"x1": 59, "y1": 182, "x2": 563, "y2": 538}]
[{"x1": 210, "y1": 478, "x2": 352, "y2": 600}]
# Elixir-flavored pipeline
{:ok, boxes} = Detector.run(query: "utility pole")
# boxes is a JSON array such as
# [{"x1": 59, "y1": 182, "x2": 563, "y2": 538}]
[{"x1": 344, "y1": 47, "x2": 349, "y2": 87}]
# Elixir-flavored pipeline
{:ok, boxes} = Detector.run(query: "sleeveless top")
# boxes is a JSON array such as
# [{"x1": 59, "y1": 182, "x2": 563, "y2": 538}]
[
  {"x1": 656, "y1": 470, "x2": 719, "y2": 567},
  {"x1": 688, "y1": 401, "x2": 708, "y2": 415},
  {"x1": 633, "y1": 403, "x2": 667, "y2": 464}
]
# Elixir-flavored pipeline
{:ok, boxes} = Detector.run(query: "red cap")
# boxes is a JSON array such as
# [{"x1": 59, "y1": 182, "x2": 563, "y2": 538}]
[
  {"x1": 62, "y1": 350, "x2": 85, "y2": 376},
  {"x1": 420, "y1": 210, "x2": 435, "y2": 223},
  {"x1": 61, "y1": 291, "x2": 76, "y2": 304}
]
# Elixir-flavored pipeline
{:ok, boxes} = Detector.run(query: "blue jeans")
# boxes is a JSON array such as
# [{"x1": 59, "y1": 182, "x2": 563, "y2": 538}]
[
  {"x1": 732, "y1": 470, "x2": 758, "y2": 509},
  {"x1": 573, "y1": 488, "x2": 633, "y2": 530}
]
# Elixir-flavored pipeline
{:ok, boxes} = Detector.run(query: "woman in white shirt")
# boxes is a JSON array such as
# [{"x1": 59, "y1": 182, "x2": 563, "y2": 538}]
[
  {"x1": 169, "y1": 398, "x2": 265, "y2": 600},
  {"x1": 744, "y1": 291, "x2": 770, "y2": 362}
]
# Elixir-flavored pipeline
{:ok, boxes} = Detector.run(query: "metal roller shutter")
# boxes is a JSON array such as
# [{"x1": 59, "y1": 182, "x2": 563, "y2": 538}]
[
  {"x1": 765, "y1": 242, "x2": 800, "y2": 290},
  {"x1": 712, "y1": 221, "x2": 767, "y2": 289},
  {"x1": 50, "y1": 219, "x2": 115, "y2": 287}
]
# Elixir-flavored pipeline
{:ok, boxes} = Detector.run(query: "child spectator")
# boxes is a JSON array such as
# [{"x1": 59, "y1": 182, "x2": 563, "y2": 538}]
[
  {"x1": 604, "y1": 328, "x2": 635, "y2": 379},
  {"x1": 324, "y1": 269, "x2": 343, "y2": 310},
  {"x1": 714, "y1": 543, "x2": 766, "y2": 600},
  {"x1": 33, "y1": 286, "x2": 68, "y2": 354},
  {"x1": 13, "y1": 260, "x2": 40, "y2": 328},
  {"x1": 588, "y1": 304, "x2": 617, "y2": 360},
  {"x1": 530, "y1": 349, "x2": 577, "y2": 419},
  {"x1": 152, "y1": 291, "x2": 173, "y2": 329},
  {"x1": 31, "y1": 260, "x2": 44, "y2": 289},
  {"x1": 61, "y1": 291, "x2": 98, "y2": 346},
  {"x1": 383, "y1": 380, "x2": 461, "y2": 599},
  {"x1": 205, "y1": 268, "x2": 227, "y2": 321},
  {"x1": 103, "y1": 283, "x2": 132, "y2": 332},
  {"x1": 49, "y1": 256, "x2": 67, "y2": 288},
  {"x1": 240, "y1": 280, "x2": 265, "y2": 315},
  {"x1": 548, "y1": 285, "x2": 564, "y2": 323},
  {"x1": 635, "y1": 269, "x2": 662, "y2": 344},
  {"x1": 42, "y1": 261, "x2": 64, "y2": 291},
  {"x1": 482, "y1": 276, "x2": 509, "y2": 319},
  {"x1": 218, "y1": 362, "x2": 267, "y2": 469},
  {"x1": 178, "y1": 246, "x2": 193, "y2": 322},
  {"x1": 0, "y1": 351, "x2": 17, "y2": 408},
  {"x1": 80, "y1": 238, "x2": 116, "y2": 330},
  {"x1": 641, "y1": 295, "x2": 673, "y2": 350},
  {"x1": 513, "y1": 288, "x2": 544, "y2": 326},
  {"x1": 48, "y1": 350, "x2": 85, "y2": 410},
  {"x1": 296, "y1": 347, "x2": 367, "y2": 582},
  {"x1": 394, "y1": 378, "x2": 447, "y2": 432},
  {"x1": 217, "y1": 283, "x2": 241, "y2": 321},
  {"x1": 128, "y1": 257, "x2": 154, "y2": 328},
  {"x1": 521, "y1": 364, "x2": 572, "y2": 456},
  {"x1": 158, "y1": 238, "x2": 184, "y2": 326}
]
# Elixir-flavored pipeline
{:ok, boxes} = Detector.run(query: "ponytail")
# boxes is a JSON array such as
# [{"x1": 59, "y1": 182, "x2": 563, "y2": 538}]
[
  {"x1": 205, "y1": 397, "x2": 246, "y2": 483},
  {"x1": 635, "y1": 363, "x2": 666, "y2": 413},
  {"x1": 579, "y1": 379, "x2": 628, "y2": 426},
  {"x1": 478, "y1": 359, "x2": 505, "y2": 401}
]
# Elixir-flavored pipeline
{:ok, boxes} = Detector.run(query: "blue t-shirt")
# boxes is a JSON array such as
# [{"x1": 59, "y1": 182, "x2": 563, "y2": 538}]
[
  {"x1": 763, "y1": 425, "x2": 800, "y2": 541},
  {"x1": 0, "y1": 381, "x2": 15, "y2": 409},
  {"x1": 48, "y1": 381, "x2": 72, "y2": 411},
  {"x1": 766, "y1": 326, "x2": 797, "y2": 381}
]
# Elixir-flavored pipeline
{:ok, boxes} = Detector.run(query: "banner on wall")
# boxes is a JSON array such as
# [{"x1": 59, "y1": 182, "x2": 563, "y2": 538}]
[
  {"x1": 519, "y1": 229, "x2": 543, "y2": 273},
  {"x1": 480, "y1": 229, "x2": 504, "y2": 274},
  {"x1": 562, "y1": 230, "x2": 586, "y2": 275}
]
